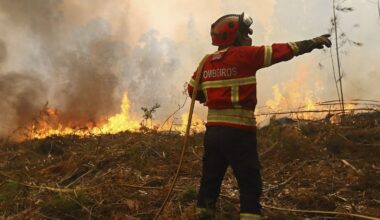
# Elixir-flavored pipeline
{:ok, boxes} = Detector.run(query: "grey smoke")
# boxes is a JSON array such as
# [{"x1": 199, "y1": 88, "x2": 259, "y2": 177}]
[
  {"x1": 0, "y1": 1, "x2": 125, "y2": 136},
  {"x1": 52, "y1": 19, "x2": 125, "y2": 126},
  {"x1": 0, "y1": 1, "x2": 184, "y2": 138},
  {"x1": 124, "y1": 30, "x2": 181, "y2": 117},
  {"x1": 0, "y1": 72, "x2": 47, "y2": 136},
  {"x1": 0, "y1": 39, "x2": 6, "y2": 63},
  {"x1": 0, "y1": 0, "x2": 63, "y2": 50}
]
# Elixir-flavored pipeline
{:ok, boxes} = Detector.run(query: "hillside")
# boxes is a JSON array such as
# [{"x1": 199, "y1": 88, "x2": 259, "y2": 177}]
[{"x1": 1, "y1": 112, "x2": 380, "y2": 219}]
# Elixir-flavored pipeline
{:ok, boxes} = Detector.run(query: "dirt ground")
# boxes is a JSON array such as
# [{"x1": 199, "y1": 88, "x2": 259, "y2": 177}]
[{"x1": 1, "y1": 112, "x2": 379, "y2": 219}]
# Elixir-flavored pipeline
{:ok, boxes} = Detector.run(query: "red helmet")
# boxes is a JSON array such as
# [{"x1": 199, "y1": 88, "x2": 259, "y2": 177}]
[{"x1": 211, "y1": 12, "x2": 253, "y2": 46}]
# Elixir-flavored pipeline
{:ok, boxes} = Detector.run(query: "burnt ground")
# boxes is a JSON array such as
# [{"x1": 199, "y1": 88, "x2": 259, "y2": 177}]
[{"x1": 0, "y1": 112, "x2": 379, "y2": 220}]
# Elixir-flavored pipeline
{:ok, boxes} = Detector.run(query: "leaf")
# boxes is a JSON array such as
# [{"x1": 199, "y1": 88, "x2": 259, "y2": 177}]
[
  {"x1": 336, "y1": 6, "x2": 354, "y2": 12},
  {"x1": 352, "y1": 41, "x2": 363, "y2": 47}
]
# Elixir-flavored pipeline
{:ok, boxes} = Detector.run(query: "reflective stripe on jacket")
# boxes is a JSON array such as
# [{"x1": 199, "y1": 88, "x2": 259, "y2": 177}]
[{"x1": 188, "y1": 44, "x2": 296, "y2": 131}]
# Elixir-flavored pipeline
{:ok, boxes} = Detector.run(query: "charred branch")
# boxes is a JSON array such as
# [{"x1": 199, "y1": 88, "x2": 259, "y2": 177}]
[{"x1": 255, "y1": 108, "x2": 378, "y2": 116}]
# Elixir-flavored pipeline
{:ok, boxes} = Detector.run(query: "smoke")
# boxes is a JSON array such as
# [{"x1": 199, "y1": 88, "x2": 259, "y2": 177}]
[
  {"x1": 0, "y1": 0, "x2": 378, "y2": 138},
  {"x1": 0, "y1": 1, "x2": 62, "y2": 37},
  {"x1": 51, "y1": 19, "x2": 125, "y2": 125},
  {"x1": 0, "y1": 72, "x2": 47, "y2": 136},
  {"x1": 0, "y1": 38, "x2": 46, "y2": 136},
  {"x1": 0, "y1": 0, "x2": 184, "y2": 137},
  {"x1": 0, "y1": 39, "x2": 6, "y2": 63},
  {"x1": 0, "y1": 1, "x2": 127, "y2": 136},
  {"x1": 123, "y1": 30, "x2": 181, "y2": 117}
]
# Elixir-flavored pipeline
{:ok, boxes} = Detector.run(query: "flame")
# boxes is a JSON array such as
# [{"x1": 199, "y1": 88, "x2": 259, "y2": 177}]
[
  {"x1": 261, "y1": 65, "x2": 322, "y2": 121},
  {"x1": 30, "y1": 93, "x2": 140, "y2": 139},
  {"x1": 262, "y1": 84, "x2": 321, "y2": 121},
  {"x1": 346, "y1": 103, "x2": 355, "y2": 112},
  {"x1": 176, "y1": 112, "x2": 205, "y2": 135},
  {"x1": 256, "y1": 64, "x2": 361, "y2": 125},
  {"x1": 97, "y1": 94, "x2": 140, "y2": 134},
  {"x1": 24, "y1": 64, "x2": 362, "y2": 140},
  {"x1": 24, "y1": 91, "x2": 208, "y2": 140},
  {"x1": 27, "y1": 92, "x2": 207, "y2": 140}
]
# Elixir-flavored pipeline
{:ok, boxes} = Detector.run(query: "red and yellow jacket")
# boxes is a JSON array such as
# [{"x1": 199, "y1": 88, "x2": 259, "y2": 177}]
[{"x1": 188, "y1": 43, "x2": 297, "y2": 131}]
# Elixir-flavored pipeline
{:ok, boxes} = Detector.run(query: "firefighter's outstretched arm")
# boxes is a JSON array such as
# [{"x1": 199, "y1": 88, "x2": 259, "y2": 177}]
[
  {"x1": 257, "y1": 34, "x2": 332, "y2": 69},
  {"x1": 288, "y1": 34, "x2": 332, "y2": 56}
]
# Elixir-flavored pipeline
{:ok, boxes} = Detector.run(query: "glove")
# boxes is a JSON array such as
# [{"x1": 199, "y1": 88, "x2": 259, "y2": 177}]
[
  {"x1": 289, "y1": 34, "x2": 332, "y2": 56},
  {"x1": 197, "y1": 91, "x2": 206, "y2": 103},
  {"x1": 312, "y1": 34, "x2": 332, "y2": 49}
]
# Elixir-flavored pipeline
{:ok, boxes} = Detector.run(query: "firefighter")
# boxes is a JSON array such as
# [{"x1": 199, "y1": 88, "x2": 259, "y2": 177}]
[{"x1": 188, "y1": 13, "x2": 331, "y2": 220}]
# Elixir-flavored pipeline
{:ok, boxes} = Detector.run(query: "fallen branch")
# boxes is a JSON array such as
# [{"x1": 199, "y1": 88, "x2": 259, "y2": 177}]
[
  {"x1": 317, "y1": 102, "x2": 380, "y2": 107},
  {"x1": 264, "y1": 161, "x2": 307, "y2": 193},
  {"x1": 36, "y1": 212, "x2": 61, "y2": 220},
  {"x1": 159, "y1": 96, "x2": 188, "y2": 130},
  {"x1": 116, "y1": 184, "x2": 164, "y2": 190},
  {"x1": 67, "y1": 195, "x2": 100, "y2": 219},
  {"x1": 319, "y1": 99, "x2": 380, "y2": 104},
  {"x1": 338, "y1": 133, "x2": 380, "y2": 147},
  {"x1": 263, "y1": 174, "x2": 296, "y2": 193},
  {"x1": 191, "y1": 145, "x2": 202, "y2": 160},
  {"x1": 220, "y1": 192, "x2": 380, "y2": 220},
  {"x1": 259, "y1": 142, "x2": 277, "y2": 158},
  {"x1": 262, "y1": 162, "x2": 291, "y2": 179},
  {"x1": 0, "y1": 171, "x2": 15, "y2": 179},
  {"x1": 219, "y1": 193, "x2": 380, "y2": 220},
  {"x1": 7, "y1": 179, "x2": 93, "y2": 193},
  {"x1": 341, "y1": 159, "x2": 363, "y2": 176},
  {"x1": 255, "y1": 108, "x2": 377, "y2": 116},
  {"x1": 262, "y1": 204, "x2": 380, "y2": 220},
  {"x1": 61, "y1": 166, "x2": 95, "y2": 188}
]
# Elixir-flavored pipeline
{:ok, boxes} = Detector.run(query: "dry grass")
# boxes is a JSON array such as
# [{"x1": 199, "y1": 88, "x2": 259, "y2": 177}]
[{"x1": 0, "y1": 112, "x2": 380, "y2": 219}]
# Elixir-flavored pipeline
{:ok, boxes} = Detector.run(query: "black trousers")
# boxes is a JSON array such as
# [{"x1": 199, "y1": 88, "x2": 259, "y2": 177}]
[{"x1": 197, "y1": 126, "x2": 262, "y2": 214}]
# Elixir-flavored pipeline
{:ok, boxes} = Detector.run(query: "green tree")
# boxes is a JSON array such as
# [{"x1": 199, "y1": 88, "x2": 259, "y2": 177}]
[{"x1": 141, "y1": 103, "x2": 161, "y2": 129}]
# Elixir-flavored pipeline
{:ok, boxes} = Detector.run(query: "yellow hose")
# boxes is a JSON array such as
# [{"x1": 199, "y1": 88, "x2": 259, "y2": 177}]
[{"x1": 153, "y1": 54, "x2": 210, "y2": 220}]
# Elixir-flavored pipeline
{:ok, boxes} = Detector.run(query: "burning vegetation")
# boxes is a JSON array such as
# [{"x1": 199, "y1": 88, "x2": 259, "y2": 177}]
[
  {"x1": 0, "y1": 59, "x2": 379, "y2": 219},
  {"x1": 0, "y1": 111, "x2": 380, "y2": 219},
  {"x1": 1, "y1": 1, "x2": 380, "y2": 219},
  {"x1": 5, "y1": 92, "x2": 205, "y2": 142},
  {"x1": 1, "y1": 35, "x2": 379, "y2": 219},
  {"x1": 25, "y1": 93, "x2": 141, "y2": 140}
]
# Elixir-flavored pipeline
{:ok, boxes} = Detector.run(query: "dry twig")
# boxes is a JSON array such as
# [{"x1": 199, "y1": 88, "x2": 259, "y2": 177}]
[
  {"x1": 259, "y1": 142, "x2": 277, "y2": 158},
  {"x1": 338, "y1": 133, "x2": 380, "y2": 147},
  {"x1": 255, "y1": 108, "x2": 377, "y2": 116},
  {"x1": 8, "y1": 179, "x2": 94, "y2": 193},
  {"x1": 341, "y1": 159, "x2": 363, "y2": 175},
  {"x1": 191, "y1": 145, "x2": 202, "y2": 160},
  {"x1": 116, "y1": 184, "x2": 164, "y2": 190},
  {"x1": 262, "y1": 204, "x2": 380, "y2": 220}
]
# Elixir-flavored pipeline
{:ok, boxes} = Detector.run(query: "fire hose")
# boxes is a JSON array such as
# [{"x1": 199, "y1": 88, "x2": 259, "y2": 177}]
[{"x1": 153, "y1": 54, "x2": 210, "y2": 220}]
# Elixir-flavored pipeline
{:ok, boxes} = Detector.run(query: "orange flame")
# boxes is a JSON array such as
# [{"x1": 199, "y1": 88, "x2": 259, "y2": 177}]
[
  {"x1": 30, "y1": 93, "x2": 140, "y2": 139},
  {"x1": 97, "y1": 94, "x2": 140, "y2": 134},
  {"x1": 176, "y1": 112, "x2": 205, "y2": 135},
  {"x1": 25, "y1": 63, "x2": 361, "y2": 140},
  {"x1": 261, "y1": 65, "x2": 322, "y2": 121},
  {"x1": 256, "y1": 64, "x2": 359, "y2": 125}
]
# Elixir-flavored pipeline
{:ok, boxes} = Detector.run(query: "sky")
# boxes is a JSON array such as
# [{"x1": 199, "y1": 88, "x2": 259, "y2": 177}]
[{"x1": 0, "y1": 0, "x2": 379, "y2": 136}]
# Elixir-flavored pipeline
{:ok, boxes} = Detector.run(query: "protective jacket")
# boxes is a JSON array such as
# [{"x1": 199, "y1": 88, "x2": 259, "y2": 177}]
[{"x1": 188, "y1": 43, "x2": 298, "y2": 131}]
